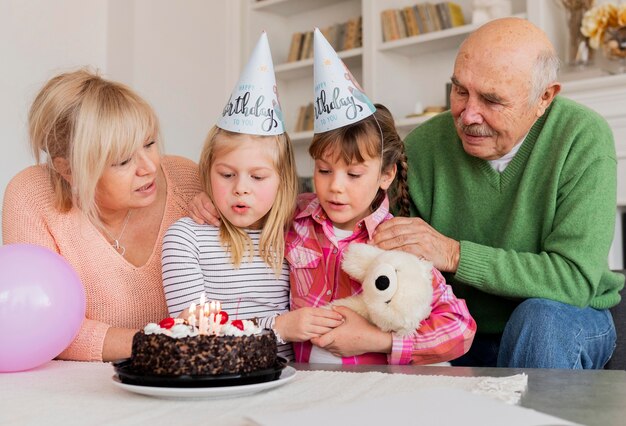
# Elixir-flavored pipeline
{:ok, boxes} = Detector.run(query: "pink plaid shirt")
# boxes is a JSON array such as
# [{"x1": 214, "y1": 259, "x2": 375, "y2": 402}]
[{"x1": 285, "y1": 193, "x2": 476, "y2": 365}]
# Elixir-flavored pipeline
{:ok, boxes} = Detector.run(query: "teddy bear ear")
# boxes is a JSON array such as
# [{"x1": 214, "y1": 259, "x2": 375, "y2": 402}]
[{"x1": 341, "y1": 243, "x2": 383, "y2": 281}]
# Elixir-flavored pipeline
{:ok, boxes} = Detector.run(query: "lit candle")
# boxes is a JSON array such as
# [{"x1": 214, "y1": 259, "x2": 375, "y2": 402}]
[
  {"x1": 209, "y1": 300, "x2": 216, "y2": 315},
  {"x1": 214, "y1": 313, "x2": 222, "y2": 335},
  {"x1": 198, "y1": 304, "x2": 206, "y2": 334},
  {"x1": 216, "y1": 301, "x2": 221, "y2": 313},
  {"x1": 188, "y1": 303, "x2": 196, "y2": 330},
  {"x1": 199, "y1": 293, "x2": 206, "y2": 306}
]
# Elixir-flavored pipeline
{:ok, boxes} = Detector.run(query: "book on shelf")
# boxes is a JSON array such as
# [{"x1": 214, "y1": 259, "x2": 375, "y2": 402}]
[
  {"x1": 333, "y1": 22, "x2": 346, "y2": 51},
  {"x1": 446, "y1": 2, "x2": 465, "y2": 27},
  {"x1": 301, "y1": 31, "x2": 314, "y2": 60},
  {"x1": 287, "y1": 32, "x2": 304, "y2": 62},
  {"x1": 320, "y1": 25, "x2": 335, "y2": 50},
  {"x1": 402, "y1": 6, "x2": 420, "y2": 37},
  {"x1": 395, "y1": 9, "x2": 409, "y2": 39},
  {"x1": 415, "y1": 3, "x2": 434, "y2": 33},
  {"x1": 343, "y1": 16, "x2": 361, "y2": 50},
  {"x1": 412, "y1": 5, "x2": 426, "y2": 35},
  {"x1": 381, "y1": 9, "x2": 394, "y2": 42},
  {"x1": 436, "y1": 3, "x2": 451, "y2": 29},
  {"x1": 286, "y1": 16, "x2": 361, "y2": 62},
  {"x1": 303, "y1": 103, "x2": 314, "y2": 132},
  {"x1": 294, "y1": 103, "x2": 314, "y2": 133},
  {"x1": 429, "y1": 3, "x2": 444, "y2": 31},
  {"x1": 294, "y1": 105, "x2": 307, "y2": 132},
  {"x1": 380, "y1": 2, "x2": 465, "y2": 43}
]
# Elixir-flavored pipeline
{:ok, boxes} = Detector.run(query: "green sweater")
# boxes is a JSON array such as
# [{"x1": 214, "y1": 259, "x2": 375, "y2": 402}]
[{"x1": 404, "y1": 96, "x2": 624, "y2": 334}]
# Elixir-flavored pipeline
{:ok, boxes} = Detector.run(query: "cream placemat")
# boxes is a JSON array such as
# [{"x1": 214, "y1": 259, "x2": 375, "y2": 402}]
[{"x1": 1, "y1": 361, "x2": 528, "y2": 425}]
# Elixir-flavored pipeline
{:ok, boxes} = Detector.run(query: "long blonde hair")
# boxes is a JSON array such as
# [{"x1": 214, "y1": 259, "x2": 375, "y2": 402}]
[
  {"x1": 28, "y1": 68, "x2": 161, "y2": 226},
  {"x1": 199, "y1": 126, "x2": 298, "y2": 274}
]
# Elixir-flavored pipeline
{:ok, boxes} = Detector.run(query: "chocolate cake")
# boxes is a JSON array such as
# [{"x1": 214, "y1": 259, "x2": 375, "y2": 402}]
[{"x1": 129, "y1": 320, "x2": 277, "y2": 376}]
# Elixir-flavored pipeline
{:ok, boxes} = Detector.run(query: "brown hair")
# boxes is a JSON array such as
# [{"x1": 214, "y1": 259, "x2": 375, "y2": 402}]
[
  {"x1": 199, "y1": 126, "x2": 298, "y2": 274},
  {"x1": 309, "y1": 103, "x2": 410, "y2": 216},
  {"x1": 28, "y1": 68, "x2": 160, "y2": 226}
]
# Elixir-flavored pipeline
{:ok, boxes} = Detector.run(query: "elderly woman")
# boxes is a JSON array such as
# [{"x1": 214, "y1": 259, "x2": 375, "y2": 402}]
[{"x1": 2, "y1": 69, "x2": 201, "y2": 361}]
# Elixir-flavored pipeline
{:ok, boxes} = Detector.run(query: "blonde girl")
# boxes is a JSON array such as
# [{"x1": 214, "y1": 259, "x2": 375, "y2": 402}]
[{"x1": 162, "y1": 126, "x2": 343, "y2": 358}]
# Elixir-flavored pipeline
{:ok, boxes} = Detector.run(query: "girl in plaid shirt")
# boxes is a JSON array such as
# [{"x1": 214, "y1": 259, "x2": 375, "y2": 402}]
[{"x1": 283, "y1": 104, "x2": 477, "y2": 365}]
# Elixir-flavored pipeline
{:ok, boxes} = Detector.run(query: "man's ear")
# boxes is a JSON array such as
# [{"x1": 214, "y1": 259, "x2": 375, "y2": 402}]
[
  {"x1": 52, "y1": 157, "x2": 72, "y2": 184},
  {"x1": 380, "y1": 163, "x2": 397, "y2": 191},
  {"x1": 536, "y1": 82, "x2": 561, "y2": 118}
]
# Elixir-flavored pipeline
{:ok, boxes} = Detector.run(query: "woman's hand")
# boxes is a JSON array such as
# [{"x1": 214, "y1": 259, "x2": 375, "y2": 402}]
[
  {"x1": 274, "y1": 307, "x2": 344, "y2": 343},
  {"x1": 310, "y1": 306, "x2": 392, "y2": 357},
  {"x1": 188, "y1": 192, "x2": 220, "y2": 226},
  {"x1": 371, "y1": 216, "x2": 460, "y2": 273}
]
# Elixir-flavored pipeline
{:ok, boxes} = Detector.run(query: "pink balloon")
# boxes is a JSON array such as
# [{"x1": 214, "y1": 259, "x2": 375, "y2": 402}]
[{"x1": 0, "y1": 244, "x2": 85, "y2": 372}]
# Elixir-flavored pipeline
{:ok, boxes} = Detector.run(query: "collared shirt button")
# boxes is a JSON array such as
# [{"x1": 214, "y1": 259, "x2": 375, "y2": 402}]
[
  {"x1": 326, "y1": 290, "x2": 331, "y2": 296},
  {"x1": 332, "y1": 248, "x2": 337, "y2": 254}
]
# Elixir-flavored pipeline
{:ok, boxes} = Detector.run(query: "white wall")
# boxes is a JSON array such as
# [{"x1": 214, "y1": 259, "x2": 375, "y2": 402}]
[
  {"x1": 0, "y1": 0, "x2": 241, "y2": 239},
  {"x1": 120, "y1": 0, "x2": 242, "y2": 162},
  {"x1": 0, "y1": 0, "x2": 109, "y2": 237}
]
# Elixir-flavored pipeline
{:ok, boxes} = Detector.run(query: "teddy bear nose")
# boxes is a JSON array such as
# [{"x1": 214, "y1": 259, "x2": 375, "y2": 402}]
[{"x1": 375, "y1": 275, "x2": 390, "y2": 291}]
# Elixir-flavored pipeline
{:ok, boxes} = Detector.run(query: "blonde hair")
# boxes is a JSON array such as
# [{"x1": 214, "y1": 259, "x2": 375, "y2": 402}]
[
  {"x1": 28, "y1": 68, "x2": 161, "y2": 226},
  {"x1": 199, "y1": 126, "x2": 298, "y2": 274},
  {"x1": 309, "y1": 104, "x2": 410, "y2": 216}
]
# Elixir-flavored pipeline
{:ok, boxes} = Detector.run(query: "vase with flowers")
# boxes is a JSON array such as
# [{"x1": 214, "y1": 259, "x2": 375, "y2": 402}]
[
  {"x1": 560, "y1": 0, "x2": 596, "y2": 67},
  {"x1": 581, "y1": 2, "x2": 626, "y2": 73}
]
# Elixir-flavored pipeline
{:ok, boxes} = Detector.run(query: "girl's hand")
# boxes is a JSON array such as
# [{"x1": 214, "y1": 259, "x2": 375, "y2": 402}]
[
  {"x1": 189, "y1": 192, "x2": 220, "y2": 226},
  {"x1": 274, "y1": 307, "x2": 344, "y2": 343},
  {"x1": 310, "y1": 306, "x2": 392, "y2": 357}
]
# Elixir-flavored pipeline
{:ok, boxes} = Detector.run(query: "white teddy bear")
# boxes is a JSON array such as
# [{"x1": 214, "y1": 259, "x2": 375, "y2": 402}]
[{"x1": 332, "y1": 243, "x2": 434, "y2": 337}]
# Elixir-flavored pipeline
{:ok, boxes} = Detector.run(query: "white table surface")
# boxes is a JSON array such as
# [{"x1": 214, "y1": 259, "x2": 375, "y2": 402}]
[{"x1": 1, "y1": 360, "x2": 624, "y2": 426}]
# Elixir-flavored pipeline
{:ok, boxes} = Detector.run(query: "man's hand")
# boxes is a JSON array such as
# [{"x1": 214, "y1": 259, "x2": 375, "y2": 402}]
[
  {"x1": 310, "y1": 306, "x2": 392, "y2": 357},
  {"x1": 371, "y1": 217, "x2": 460, "y2": 273},
  {"x1": 274, "y1": 307, "x2": 344, "y2": 343},
  {"x1": 189, "y1": 192, "x2": 220, "y2": 226}
]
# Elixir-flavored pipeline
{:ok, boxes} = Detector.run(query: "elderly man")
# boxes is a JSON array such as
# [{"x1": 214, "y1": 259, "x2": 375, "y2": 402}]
[{"x1": 372, "y1": 18, "x2": 624, "y2": 369}]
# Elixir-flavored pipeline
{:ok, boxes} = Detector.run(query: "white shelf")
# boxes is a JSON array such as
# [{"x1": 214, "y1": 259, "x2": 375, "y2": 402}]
[
  {"x1": 275, "y1": 48, "x2": 363, "y2": 80},
  {"x1": 251, "y1": 0, "x2": 354, "y2": 17},
  {"x1": 378, "y1": 13, "x2": 526, "y2": 57},
  {"x1": 395, "y1": 115, "x2": 433, "y2": 133},
  {"x1": 289, "y1": 130, "x2": 314, "y2": 145}
]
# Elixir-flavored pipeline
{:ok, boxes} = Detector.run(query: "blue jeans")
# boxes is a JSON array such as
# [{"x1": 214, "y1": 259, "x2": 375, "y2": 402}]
[{"x1": 451, "y1": 298, "x2": 616, "y2": 369}]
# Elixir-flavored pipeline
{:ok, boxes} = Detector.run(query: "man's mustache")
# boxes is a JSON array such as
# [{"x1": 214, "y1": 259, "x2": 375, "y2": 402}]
[{"x1": 456, "y1": 117, "x2": 496, "y2": 137}]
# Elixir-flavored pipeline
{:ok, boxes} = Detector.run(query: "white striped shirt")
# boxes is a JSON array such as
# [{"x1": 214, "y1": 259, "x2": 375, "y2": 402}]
[{"x1": 162, "y1": 217, "x2": 293, "y2": 359}]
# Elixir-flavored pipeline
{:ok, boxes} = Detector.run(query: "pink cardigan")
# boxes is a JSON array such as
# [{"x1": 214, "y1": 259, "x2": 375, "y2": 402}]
[{"x1": 2, "y1": 156, "x2": 201, "y2": 361}]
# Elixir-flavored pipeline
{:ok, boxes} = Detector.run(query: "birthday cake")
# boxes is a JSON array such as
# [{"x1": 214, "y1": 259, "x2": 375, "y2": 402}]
[{"x1": 129, "y1": 317, "x2": 278, "y2": 376}]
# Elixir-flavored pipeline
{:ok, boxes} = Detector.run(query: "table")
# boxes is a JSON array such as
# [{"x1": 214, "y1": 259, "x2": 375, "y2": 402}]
[
  {"x1": 300, "y1": 363, "x2": 626, "y2": 426},
  {"x1": 1, "y1": 361, "x2": 624, "y2": 425}
]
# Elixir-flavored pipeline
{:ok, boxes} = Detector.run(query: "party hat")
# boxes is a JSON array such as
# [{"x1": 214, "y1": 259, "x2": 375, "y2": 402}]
[
  {"x1": 313, "y1": 28, "x2": 376, "y2": 133},
  {"x1": 218, "y1": 32, "x2": 285, "y2": 135}
]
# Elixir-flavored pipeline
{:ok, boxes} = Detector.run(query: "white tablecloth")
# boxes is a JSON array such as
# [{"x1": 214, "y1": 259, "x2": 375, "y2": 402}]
[{"x1": 0, "y1": 361, "x2": 529, "y2": 425}]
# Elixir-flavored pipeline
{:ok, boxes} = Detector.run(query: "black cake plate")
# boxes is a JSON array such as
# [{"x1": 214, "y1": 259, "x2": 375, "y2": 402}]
[{"x1": 113, "y1": 356, "x2": 288, "y2": 388}]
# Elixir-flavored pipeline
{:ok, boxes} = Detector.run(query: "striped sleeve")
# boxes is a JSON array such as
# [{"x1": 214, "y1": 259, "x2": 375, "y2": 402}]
[
  {"x1": 388, "y1": 268, "x2": 477, "y2": 365},
  {"x1": 161, "y1": 219, "x2": 206, "y2": 317}
]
